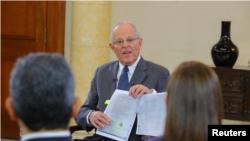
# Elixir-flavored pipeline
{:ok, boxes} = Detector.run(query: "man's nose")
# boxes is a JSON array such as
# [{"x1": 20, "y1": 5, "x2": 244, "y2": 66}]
[{"x1": 122, "y1": 40, "x2": 129, "y2": 47}]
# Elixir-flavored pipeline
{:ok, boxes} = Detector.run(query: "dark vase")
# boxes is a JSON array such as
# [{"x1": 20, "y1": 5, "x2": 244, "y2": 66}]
[{"x1": 211, "y1": 21, "x2": 239, "y2": 68}]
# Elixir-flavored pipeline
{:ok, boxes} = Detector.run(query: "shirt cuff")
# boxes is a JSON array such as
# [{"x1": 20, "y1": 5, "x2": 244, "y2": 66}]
[
  {"x1": 151, "y1": 89, "x2": 157, "y2": 94},
  {"x1": 86, "y1": 111, "x2": 94, "y2": 126}
]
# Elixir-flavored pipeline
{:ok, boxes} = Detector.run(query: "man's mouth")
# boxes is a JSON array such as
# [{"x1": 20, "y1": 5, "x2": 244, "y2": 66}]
[{"x1": 123, "y1": 51, "x2": 131, "y2": 54}]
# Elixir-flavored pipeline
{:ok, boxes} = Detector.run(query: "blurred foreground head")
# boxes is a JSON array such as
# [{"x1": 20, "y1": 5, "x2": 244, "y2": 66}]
[
  {"x1": 6, "y1": 53, "x2": 79, "y2": 132},
  {"x1": 164, "y1": 61, "x2": 223, "y2": 141}
]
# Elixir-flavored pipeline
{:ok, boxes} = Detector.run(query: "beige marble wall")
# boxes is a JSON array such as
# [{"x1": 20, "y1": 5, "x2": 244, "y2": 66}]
[
  {"x1": 64, "y1": 1, "x2": 72, "y2": 64},
  {"x1": 70, "y1": 1, "x2": 112, "y2": 126}
]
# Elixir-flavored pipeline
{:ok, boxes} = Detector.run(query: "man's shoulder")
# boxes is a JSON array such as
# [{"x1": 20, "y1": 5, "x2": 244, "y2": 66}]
[
  {"x1": 144, "y1": 59, "x2": 168, "y2": 71},
  {"x1": 98, "y1": 60, "x2": 118, "y2": 70}
]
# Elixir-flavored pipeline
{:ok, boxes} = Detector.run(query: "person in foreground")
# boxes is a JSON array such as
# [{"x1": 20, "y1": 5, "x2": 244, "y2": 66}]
[
  {"x1": 75, "y1": 21, "x2": 170, "y2": 141},
  {"x1": 5, "y1": 53, "x2": 80, "y2": 141},
  {"x1": 145, "y1": 61, "x2": 223, "y2": 141}
]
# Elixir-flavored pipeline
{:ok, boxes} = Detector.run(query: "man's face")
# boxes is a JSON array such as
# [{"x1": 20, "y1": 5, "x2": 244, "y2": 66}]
[{"x1": 110, "y1": 24, "x2": 142, "y2": 66}]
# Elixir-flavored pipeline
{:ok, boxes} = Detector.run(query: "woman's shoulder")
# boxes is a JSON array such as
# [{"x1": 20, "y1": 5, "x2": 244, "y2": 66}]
[{"x1": 144, "y1": 136, "x2": 163, "y2": 141}]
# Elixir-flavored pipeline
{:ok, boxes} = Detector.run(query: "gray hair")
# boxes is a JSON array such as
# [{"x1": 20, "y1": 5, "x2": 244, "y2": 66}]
[
  {"x1": 110, "y1": 21, "x2": 140, "y2": 42},
  {"x1": 10, "y1": 53, "x2": 75, "y2": 131}
]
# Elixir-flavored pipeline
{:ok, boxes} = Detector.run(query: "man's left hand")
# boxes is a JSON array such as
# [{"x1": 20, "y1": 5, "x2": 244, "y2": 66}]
[{"x1": 129, "y1": 84, "x2": 153, "y2": 98}]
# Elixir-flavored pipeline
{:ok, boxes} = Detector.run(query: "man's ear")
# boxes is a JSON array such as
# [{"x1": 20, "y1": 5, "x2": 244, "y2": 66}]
[
  {"x1": 139, "y1": 37, "x2": 142, "y2": 45},
  {"x1": 5, "y1": 97, "x2": 18, "y2": 121},
  {"x1": 71, "y1": 97, "x2": 81, "y2": 118},
  {"x1": 109, "y1": 43, "x2": 115, "y2": 52},
  {"x1": 165, "y1": 94, "x2": 168, "y2": 106},
  {"x1": 138, "y1": 37, "x2": 143, "y2": 50}
]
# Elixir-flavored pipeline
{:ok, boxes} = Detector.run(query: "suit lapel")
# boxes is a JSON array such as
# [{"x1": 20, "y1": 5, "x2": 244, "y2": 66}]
[
  {"x1": 129, "y1": 57, "x2": 147, "y2": 89},
  {"x1": 107, "y1": 61, "x2": 119, "y2": 98}
]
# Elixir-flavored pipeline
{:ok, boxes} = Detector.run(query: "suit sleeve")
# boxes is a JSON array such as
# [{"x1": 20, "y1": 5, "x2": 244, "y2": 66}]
[
  {"x1": 75, "y1": 67, "x2": 99, "y2": 132},
  {"x1": 156, "y1": 68, "x2": 170, "y2": 92}
]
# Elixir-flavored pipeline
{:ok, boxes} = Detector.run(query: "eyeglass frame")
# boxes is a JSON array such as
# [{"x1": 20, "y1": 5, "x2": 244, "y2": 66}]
[{"x1": 112, "y1": 37, "x2": 140, "y2": 46}]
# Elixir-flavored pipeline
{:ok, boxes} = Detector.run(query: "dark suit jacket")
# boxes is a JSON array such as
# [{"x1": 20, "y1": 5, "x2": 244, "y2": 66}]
[
  {"x1": 75, "y1": 57, "x2": 169, "y2": 141},
  {"x1": 24, "y1": 137, "x2": 72, "y2": 141}
]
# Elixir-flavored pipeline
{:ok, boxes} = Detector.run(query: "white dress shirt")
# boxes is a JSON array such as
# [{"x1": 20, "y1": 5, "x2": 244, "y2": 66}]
[{"x1": 117, "y1": 55, "x2": 141, "y2": 85}]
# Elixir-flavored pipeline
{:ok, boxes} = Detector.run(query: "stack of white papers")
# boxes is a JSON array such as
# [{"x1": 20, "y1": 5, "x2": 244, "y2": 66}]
[{"x1": 97, "y1": 90, "x2": 167, "y2": 141}]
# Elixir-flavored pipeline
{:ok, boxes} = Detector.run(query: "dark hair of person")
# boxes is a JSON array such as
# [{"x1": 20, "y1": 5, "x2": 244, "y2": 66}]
[
  {"x1": 10, "y1": 53, "x2": 75, "y2": 131},
  {"x1": 163, "y1": 61, "x2": 223, "y2": 141}
]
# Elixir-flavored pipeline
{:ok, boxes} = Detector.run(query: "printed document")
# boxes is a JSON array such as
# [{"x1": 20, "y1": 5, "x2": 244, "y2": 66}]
[
  {"x1": 96, "y1": 90, "x2": 167, "y2": 141},
  {"x1": 136, "y1": 92, "x2": 167, "y2": 136}
]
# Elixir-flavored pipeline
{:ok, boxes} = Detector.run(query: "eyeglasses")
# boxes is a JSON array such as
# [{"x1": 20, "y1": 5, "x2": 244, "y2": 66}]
[{"x1": 112, "y1": 37, "x2": 140, "y2": 46}]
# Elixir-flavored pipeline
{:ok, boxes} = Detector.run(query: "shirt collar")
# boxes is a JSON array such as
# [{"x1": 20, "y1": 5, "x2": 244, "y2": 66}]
[
  {"x1": 21, "y1": 130, "x2": 70, "y2": 141},
  {"x1": 118, "y1": 55, "x2": 141, "y2": 74}
]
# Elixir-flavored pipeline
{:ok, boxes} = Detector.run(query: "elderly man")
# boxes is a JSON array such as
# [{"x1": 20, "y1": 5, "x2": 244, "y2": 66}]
[
  {"x1": 5, "y1": 53, "x2": 80, "y2": 141},
  {"x1": 76, "y1": 21, "x2": 169, "y2": 141}
]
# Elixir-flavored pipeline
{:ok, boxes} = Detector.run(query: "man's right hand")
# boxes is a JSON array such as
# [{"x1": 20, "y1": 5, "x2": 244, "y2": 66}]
[{"x1": 89, "y1": 111, "x2": 110, "y2": 129}]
